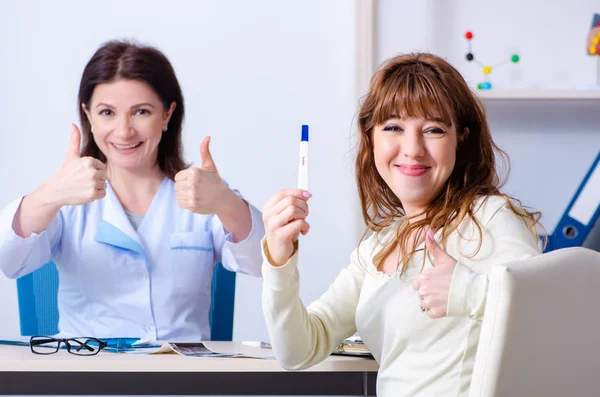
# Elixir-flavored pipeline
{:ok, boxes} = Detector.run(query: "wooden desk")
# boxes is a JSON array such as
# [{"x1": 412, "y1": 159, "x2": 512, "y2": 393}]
[{"x1": 0, "y1": 342, "x2": 379, "y2": 395}]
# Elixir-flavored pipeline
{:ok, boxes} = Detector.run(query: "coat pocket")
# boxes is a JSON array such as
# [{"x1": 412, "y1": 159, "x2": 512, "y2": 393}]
[
  {"x1": 169, "y1": 231, "x2": 215, "y2": 294},
  {"x1": 170, "y1": 231, "x2": 213, "y2": 252}
]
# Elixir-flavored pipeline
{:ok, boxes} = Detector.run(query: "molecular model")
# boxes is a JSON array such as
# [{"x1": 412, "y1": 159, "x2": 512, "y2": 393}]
[{"x1": 464, "y1": 31, "x2": 520, "y2": 90}]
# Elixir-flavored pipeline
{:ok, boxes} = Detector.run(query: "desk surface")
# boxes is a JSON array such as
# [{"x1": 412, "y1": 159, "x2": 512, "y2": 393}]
[
  {"x1": 0, "y1": 341, "x2": 379, "y2": 372},
  {"x1": 0, "y1": 342, "x2": 379, "y2": 395}
]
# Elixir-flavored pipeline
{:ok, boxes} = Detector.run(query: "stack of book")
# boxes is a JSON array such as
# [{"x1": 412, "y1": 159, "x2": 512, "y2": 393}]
[{"x1": 332, "y1": 337, "x2": 373, "y2": 358}]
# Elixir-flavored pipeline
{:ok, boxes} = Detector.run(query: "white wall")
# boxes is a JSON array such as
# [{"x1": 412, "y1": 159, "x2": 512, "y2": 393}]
[
  {"x1": 376, "y1": 0, "x2": 600, "y2": 232},
  {"x1": 0, "y1": 0, "x2": 365, "y2": 341}
]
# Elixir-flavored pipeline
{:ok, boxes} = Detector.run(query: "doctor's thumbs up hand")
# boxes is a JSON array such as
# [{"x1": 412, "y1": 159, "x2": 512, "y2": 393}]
[
  {"x1": 262, "y1": 189, "x2": 311, "y2": 267},
  {"x1": 46, "y1": 124, "x2": 107, "y2": 206},
  {"x1": 174, "y1": 136, "x2": 231, "y2": 214},
  {"x1": 412, "y1": 228, "x2": 457, "y2": 319}
]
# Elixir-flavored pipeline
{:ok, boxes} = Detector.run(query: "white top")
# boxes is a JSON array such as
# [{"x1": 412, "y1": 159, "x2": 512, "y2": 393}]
[
  {"x1": 262, "y1": 196, "x2": 541, "y2": 397},
  {"x1": 0, "y1": 177, "x2": 264, "y2": 341}
]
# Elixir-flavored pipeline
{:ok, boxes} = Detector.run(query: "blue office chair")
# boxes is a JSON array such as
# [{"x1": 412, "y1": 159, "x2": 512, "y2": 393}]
[{"x1": 16, "y1": 262, "x2": 236, "y2": 340}]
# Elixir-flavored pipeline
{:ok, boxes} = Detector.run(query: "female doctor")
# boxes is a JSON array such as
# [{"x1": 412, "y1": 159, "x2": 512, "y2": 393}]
[{"x1": 0, "y1": 40, "x2": 264, "y2": 341}]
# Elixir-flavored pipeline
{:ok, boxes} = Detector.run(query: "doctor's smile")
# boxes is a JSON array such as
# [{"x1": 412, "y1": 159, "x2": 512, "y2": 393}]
[{"x1": 110, "y1": 142, "x2": 143, "y2": 151}]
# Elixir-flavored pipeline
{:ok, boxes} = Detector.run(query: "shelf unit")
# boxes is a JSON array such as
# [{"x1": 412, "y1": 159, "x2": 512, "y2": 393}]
[{"x1": 476, "y1": 90, "x2": 600, "y2": 100}]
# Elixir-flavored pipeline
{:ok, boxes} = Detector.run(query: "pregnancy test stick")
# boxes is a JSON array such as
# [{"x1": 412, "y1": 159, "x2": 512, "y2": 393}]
[{"x1": 298, "y1": 125, "x2": 309, "y2": 191}]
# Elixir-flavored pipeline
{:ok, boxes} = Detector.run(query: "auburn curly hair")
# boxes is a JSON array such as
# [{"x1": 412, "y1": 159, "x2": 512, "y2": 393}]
[{"x1": 355, "y1": 53, "x2": 542, "y2": 274}]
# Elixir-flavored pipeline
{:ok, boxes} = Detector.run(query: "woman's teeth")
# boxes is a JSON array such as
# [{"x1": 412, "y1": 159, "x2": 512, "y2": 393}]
[{"x1": 112, "y1": 142, "x2": 142, "y2": 150}]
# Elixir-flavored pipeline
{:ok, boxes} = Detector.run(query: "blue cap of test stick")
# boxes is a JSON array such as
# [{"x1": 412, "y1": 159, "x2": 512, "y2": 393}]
[{"x1": 301, "y1": 125, "x2": 309, "y2": 141}]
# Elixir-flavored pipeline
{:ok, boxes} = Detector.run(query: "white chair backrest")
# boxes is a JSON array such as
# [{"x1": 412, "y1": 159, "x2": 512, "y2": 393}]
[{"x1": 470, "y1": 247, "x2": 600, "y2": 397}]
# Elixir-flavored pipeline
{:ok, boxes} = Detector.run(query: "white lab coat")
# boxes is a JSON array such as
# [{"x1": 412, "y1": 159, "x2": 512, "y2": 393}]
[{"x1": 0, "y1": 177, "x2": 264, "y2": 340}]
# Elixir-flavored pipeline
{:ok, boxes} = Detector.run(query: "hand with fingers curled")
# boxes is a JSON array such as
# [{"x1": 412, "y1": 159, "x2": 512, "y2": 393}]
[
  {"x1": 412, "y1": 228, "x2": 458, "y2": 319},
  {"x1": 262, "y1": 189, "x2": 312, "y2": 267},
  {"x1": 174, "y1": 136, "x2": 232, "y2": 215},
  {"x1": 46, "y1": 124, "x2": 107, "y2": 206}
]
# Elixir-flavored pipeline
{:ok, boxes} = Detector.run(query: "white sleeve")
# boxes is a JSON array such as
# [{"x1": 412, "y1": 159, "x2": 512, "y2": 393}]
[
  {"x1": 262, "y1": 239, "x2": 367, "y2": 370},
  {"x1": 211, "y1": 192, "x2": 264, "y2": 277},
  {"x1": 0, "y1": 197, "x2": 63, "y2": 279},
  {"x1": 447, "y1": 203, "x2": 541, "y2": 319}
]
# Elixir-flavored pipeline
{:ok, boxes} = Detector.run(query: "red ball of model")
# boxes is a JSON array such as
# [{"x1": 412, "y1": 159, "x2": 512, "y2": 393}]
[{"x1": 465, "y1": 31, "x2": 473, "y2": 40}]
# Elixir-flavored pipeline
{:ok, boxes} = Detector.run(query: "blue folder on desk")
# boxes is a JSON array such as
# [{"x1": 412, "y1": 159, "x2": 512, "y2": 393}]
[{"x1": 546, "y1": 152, "x2": 600, "y2": 252}]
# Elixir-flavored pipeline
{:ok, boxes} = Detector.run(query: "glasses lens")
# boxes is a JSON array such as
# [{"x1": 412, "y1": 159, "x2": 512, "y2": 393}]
[
  {"x1": 67, "y1": 338, "x2": 102, "y2": 356},
  {"x1": 30, "y1": 337, "x2": 60, "y2": 354}
]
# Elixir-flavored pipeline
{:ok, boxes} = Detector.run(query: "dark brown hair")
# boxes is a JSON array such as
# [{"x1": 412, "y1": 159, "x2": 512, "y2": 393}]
[
  {"x1": 78, "y1": 39, "x2": 188, "y2": 179},
  {"x1": 356, "y1": 53, "x2": 542, "y2": 274}
]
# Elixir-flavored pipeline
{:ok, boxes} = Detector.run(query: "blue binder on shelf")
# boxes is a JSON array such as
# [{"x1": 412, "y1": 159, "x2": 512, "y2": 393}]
[{"x1": 545, "y1": 151, "x2": 600, "y2": 252}]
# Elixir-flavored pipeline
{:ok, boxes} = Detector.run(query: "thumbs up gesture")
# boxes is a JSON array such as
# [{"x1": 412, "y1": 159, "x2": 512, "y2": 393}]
[
  {"x1": 47, "y1": 124, "x2": 107, "y2": 206},
  {"x1": 412, "y1": 228, "x2": 458, "y2": 319},
  {"x1": 174, "y1": 137, "x2": 230, "y2": 214}
]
